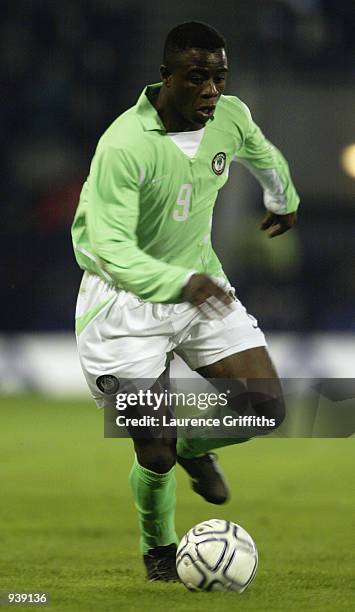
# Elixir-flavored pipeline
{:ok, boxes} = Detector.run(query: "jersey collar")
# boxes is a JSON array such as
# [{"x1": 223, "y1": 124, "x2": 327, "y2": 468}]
[{"x1": 135, "y1": 83, "x2": 166, "y2": 132}]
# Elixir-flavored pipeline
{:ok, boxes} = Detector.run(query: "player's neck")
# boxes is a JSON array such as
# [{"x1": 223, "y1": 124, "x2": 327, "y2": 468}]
[{"x1": 153, "y1": 87, "x2": 203, "y2": 133}]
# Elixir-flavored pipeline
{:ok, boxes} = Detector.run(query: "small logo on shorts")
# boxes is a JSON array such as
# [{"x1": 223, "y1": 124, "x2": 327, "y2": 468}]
[
  {"x1": 96, "y1": 375, "x2": 119, "y2": 395},
  {"x1": 212, "y1": 152, "x2": 226, "y2": 175}
]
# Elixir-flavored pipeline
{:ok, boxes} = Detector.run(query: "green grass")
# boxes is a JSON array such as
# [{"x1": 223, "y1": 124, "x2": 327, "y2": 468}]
[{"x1": 0, "y1": 396, "x2": 354, "y2": 611}]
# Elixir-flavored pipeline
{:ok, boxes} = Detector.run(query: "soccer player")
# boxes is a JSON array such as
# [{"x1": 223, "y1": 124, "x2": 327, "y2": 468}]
[{"x1": 72, "y1": 22, "x2": 299, "y2": 581}]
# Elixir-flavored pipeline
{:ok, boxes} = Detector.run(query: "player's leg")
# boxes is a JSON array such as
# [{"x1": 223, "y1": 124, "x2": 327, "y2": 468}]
[
  {"x1": 174, "y1": 291, "x2": 284, "y2": 500},
  {"x1": 128, "y1": 370, "x2": 180, "y2": 581},
  {"x1": 75, "y1": 274, "x2": 179, "y2": 580},
  {"x1": 183, "y1": 346, "x2": 283, "y2": 455},
  {"x1": 129, "y1": 435, "x2": 179, "y2": 581},
  {"x1": 128, "y1": 372, "x2": 179, "y2": 557},
  {"x1": 176, "y1": 346, "x2": 284, "y2": 504}
]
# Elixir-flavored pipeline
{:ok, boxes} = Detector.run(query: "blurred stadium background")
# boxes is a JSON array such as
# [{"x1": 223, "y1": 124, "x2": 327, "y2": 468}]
[
  {"x1": 1, "y1": 0, "x2": 355, "y2": 394},
  {"x1": 1, "y1": 4, "x2": 354, "y2": 609}
]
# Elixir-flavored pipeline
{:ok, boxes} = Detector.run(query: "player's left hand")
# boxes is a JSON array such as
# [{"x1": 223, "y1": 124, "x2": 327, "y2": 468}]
[{"x1": 260, "y1": 211, "x2": 297, "y2": 238}]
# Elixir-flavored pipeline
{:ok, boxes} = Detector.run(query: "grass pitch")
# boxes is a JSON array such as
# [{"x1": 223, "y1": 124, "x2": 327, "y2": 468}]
[{"x1": 0, "y1": 395, "x2": 354, "y2": 611}]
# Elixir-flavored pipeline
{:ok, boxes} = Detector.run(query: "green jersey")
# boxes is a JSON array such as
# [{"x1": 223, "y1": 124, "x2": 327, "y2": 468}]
[{"x1": 72, "y1": 83, "x2": 299, "y2": 303}]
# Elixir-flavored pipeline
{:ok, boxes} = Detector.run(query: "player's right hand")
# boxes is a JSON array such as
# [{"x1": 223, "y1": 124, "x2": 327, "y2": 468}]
[{"x1": 181, "y1": 273, "x2": 234, "y2": 319}]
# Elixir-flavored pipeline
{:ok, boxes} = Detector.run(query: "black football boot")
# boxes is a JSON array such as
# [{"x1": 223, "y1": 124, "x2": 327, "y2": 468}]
[
  {"x1": 144, "y1": 544, "x2": 179, "y2": 582},
  {"x1": 177, "y1": 452, "x2": 229, "y2": 504}
]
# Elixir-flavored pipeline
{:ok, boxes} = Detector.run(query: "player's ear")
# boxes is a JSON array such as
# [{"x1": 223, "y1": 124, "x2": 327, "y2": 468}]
[{"x1": 160, "y1": 64, "x2": 173, "y2": 87}]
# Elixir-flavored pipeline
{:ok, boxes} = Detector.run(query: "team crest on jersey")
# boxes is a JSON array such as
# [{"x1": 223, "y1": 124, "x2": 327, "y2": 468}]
[
  {"x1": 212, "y1": 152, "x2": 226, "y2": 175},
  {"x1": 96, "y1": 375, "x2": 119, "y2": 395}
]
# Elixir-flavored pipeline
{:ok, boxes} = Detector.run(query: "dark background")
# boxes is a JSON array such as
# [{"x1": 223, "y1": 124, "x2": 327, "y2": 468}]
[{"x1": 3, "y1": 0, "x2": 354, "y2": 333}]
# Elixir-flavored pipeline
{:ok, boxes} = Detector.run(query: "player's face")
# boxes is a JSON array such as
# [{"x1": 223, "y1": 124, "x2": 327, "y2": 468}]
[{"x1": 162, "y1": 48, "x2": 228, "y2": 129}]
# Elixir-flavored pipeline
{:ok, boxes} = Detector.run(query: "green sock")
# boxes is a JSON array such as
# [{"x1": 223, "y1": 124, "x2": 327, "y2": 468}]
[
  {"x1": 129, "y1": 457, "x2": 179, "y2": 554},
  {"x1": 176, "y1": 436, "x2": 248, "y2": 459},
  {"x1": 176, "y1": 402, "x2": 249, "y2": 458}
]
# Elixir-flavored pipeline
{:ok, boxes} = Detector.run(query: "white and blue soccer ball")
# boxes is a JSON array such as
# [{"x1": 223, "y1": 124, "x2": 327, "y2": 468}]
[{"x1": 176, "y1": 519, "x2": 258, "y2": 592}]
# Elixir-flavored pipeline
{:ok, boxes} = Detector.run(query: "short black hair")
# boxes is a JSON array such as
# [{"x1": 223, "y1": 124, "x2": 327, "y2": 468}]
[{"x1": 163, "y1": 21, "x2": 226, "y2": 67}]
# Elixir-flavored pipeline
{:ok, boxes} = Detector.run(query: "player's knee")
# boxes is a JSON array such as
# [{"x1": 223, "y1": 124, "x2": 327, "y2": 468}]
[
  {"x1": 141, "y1": 448, "x2": 176, "y2": 473},
  {"x1": 253, "y1": 395, "x2": 285, "y2": 430},
  {"x1": 228, "y1": 388, "x2": 285, "y2": 431},
  {"x1": 134, "y1": 440, "x2": 177, "y2": 474}
]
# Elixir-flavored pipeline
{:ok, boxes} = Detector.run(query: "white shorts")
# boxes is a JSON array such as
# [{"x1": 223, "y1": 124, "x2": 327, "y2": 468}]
[{"x1": 76, "y1": 272, "x2": 267, "y2": 408}]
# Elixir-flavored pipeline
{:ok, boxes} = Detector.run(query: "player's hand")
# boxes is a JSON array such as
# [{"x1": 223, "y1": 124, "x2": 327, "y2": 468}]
[
  {"x1": 260, "y1": 211, "x2": 297, "y2": 238},
  {"x1": 181, "y1": 273, "x2": 234, "y2": 319}
]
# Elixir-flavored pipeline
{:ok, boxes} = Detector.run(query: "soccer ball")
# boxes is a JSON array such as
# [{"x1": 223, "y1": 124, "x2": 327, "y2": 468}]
[{"x1": 176, "y1": 519, "x2": 258, "y2": 592}]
